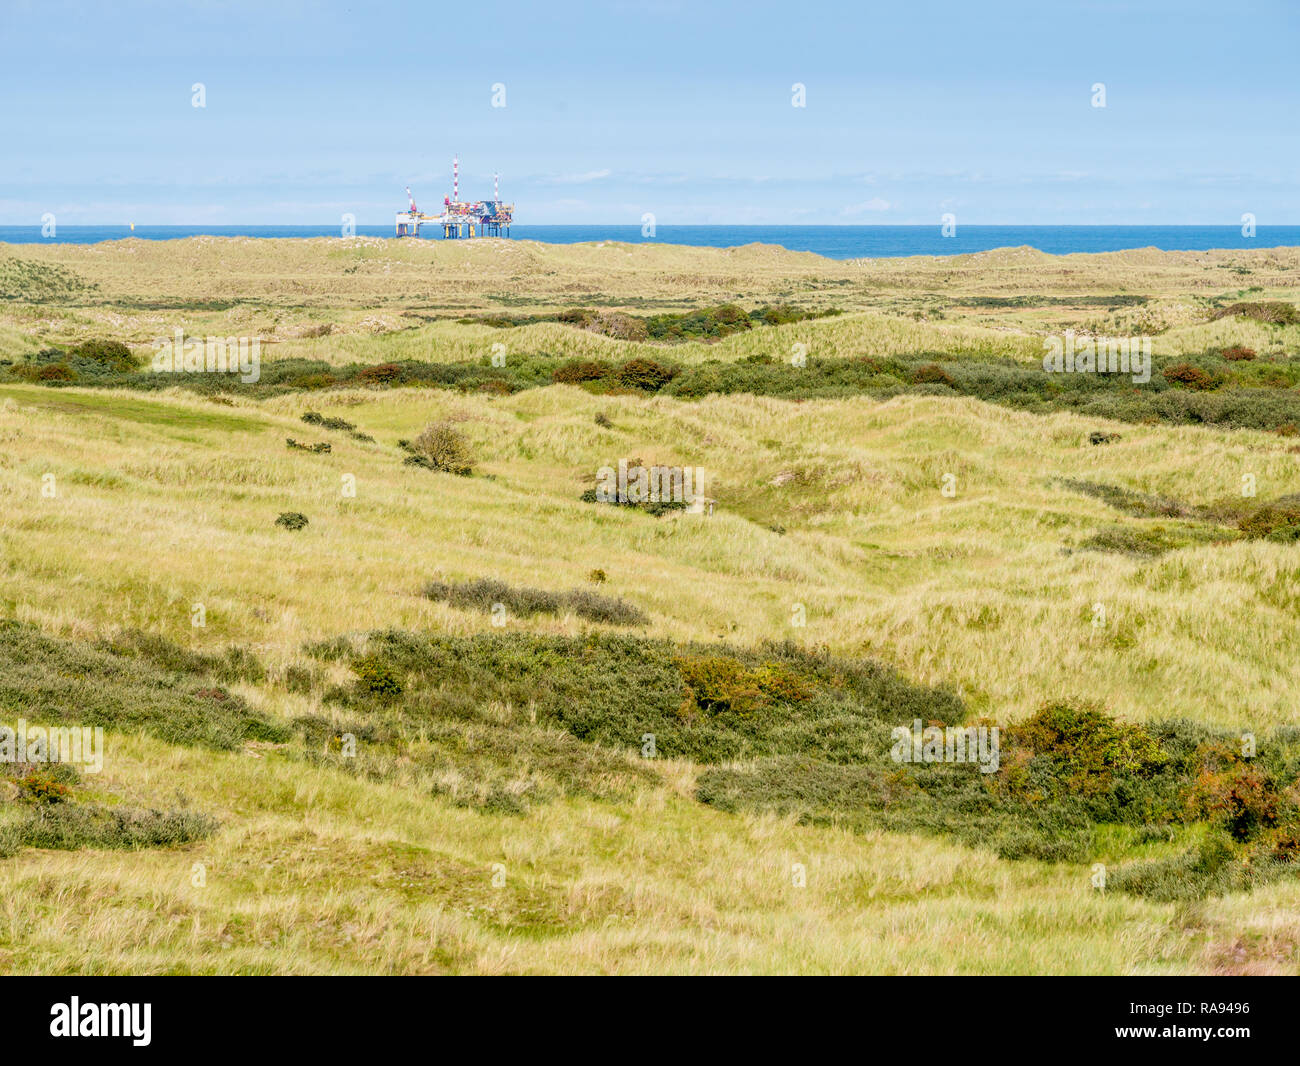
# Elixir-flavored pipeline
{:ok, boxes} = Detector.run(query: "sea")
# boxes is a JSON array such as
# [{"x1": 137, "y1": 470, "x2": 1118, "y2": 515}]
[{"x1": 1, "y1": 225, "x2": 1297, "y2": 260}]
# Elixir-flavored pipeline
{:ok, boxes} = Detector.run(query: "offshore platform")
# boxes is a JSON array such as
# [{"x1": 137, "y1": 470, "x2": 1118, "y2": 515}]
[{"x1": 396, "y1": 157, "x2": 514, "y2": 239}]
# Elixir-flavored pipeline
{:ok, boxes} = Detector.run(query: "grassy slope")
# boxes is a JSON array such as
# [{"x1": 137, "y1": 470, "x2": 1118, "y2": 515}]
[{"x1": 1, "y1": 239, "x2": 1299, "y2": 973}]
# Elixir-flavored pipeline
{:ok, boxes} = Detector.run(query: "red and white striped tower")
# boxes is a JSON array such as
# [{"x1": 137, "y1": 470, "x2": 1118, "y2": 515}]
[
  {"x1": 494, "y1": 172, "x2": 499, "y2": 201},
  {"x1": 452, "y1": 156, "x2": 459, "y2": 203}
]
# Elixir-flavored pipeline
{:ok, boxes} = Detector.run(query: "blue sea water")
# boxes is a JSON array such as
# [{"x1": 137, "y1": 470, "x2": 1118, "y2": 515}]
[{"x1": 1, "y1": 225, "x2": 1297, "y2": 260}]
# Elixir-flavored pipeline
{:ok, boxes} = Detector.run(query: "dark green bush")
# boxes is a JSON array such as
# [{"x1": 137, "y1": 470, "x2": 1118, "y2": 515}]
[
  {"x1": 421, "y1": 577, "x2": 648, "y2": 627},
  {"x1": 69, "y1": 339, "x2": 137, "y2": 372},
  {"x1": 286, "y1": 438, "x2": 330, "y2": 453},
  {"x1": 0, "y1": 623, "x2": 284, "y2": 750},
  {"x1": 553, "y1": 360, "x2": 610, "y2": 385},
  {"x1": 17, "y1": 803, "x2": 217, "y2": 851},
  {"x1": 352, "y1": 654, "x2": 403, "y2": 697},
  {"x1": 302, "y1": 411, "x2": 354, "y2": 431},
  {"x1": 1211, "y1": 301, "x2": 1297, "y2": 325},
  {"x1": 617, "y1": 358, "x2": 676, "y2": 391},
  {"x1": 1239, "y1": 503, "x2": 1300, "y2": 542}
]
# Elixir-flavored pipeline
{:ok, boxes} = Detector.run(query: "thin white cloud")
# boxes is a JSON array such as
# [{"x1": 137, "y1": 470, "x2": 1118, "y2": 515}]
[
  {"x1": 555, "y1": 169, "x2": 612, "y2": 184},
  {"x1": 841, "y1": 198, "x2": 892, "y2": 216}
]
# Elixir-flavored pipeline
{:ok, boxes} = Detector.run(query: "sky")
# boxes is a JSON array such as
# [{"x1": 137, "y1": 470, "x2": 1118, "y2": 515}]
[{"x1": 1, "y1": 0, "x2": 1297, "y2": 225}]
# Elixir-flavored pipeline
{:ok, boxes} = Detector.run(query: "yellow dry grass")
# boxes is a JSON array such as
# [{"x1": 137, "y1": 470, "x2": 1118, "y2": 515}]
[{"x1": 0, "y1": 238, "x2": 1298, "y2": 974}]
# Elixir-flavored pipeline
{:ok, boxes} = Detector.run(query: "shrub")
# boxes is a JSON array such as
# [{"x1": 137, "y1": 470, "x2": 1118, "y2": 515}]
[
  {"x1": 1238, "y1": 503, "x2": 1300, "y2": 542},
  {"x1": 1162, "y1": 363, "x2": 1219, "y2": 390},
  {"x1": 1001, "y1": 701, "x2": 1165, "y2": 800},
  {"x1": 675, "y1": 656, "x2": 811, "y2": 717},
  {"x1": 275, "y1": 512, "x2": 309, "y2": 530},
  {"x1": 34, "y1": 363, "x2": 75, "y2": 382},
  {"x1": 0, "y1": 625, "x2": 285, "y2": 751},
  {"x1": 302, "y1": 411, "x2": 355, "y2": 431},
  {"x1": 1211, "y1": 301, "x2": 1298, "y2": 325},
  {"x1": 676, "y1": 656, "x2": 764, "y2": 716},
  {"x1": 562, "y1": 589, "x2": 649, "y2": 626},
  {"x1": 358, "y1": 362, "x2": 402, "y2": 385},
  {"x1": 421, "y1": 577, "x2": 648, "y2": 626},
  {"x1": 1108, "y1": 833, "x2": 1243, "y2": 901},
  {"x1": 16, "y1": 766, "x2": 74, "y2": 804},
  {"x1": 553, "y1": 360, "x2": 610, "y2": 385},
  {"x1": 290, "y1": 373, "x2": 336, "y2": 389},
  {"x1": 1080, "y1": 526, "x2": 1189, "y2": 557},
  {"x1": 585, "y1": 310, "x2": 649, "y2": 342},
  {"x1": 911, "y1": 363, "x2": 954, "y2": 387},
  {"x1": 579, "y1": 486, "x2": 687, "y2": 517},
  {"x1": 644, "y1": 304, "x2": 752, "y2": 342},
  {"x1": 352, "y1": 654, "x2": 403, "y2": 697},
  {"x1": 69, "y1": 339, "x2": 136, "y2": 372},
  {"x1": 1222, "y1": 345, "x2": 1256, "y2": 361},
  {"x1": 409, "y1": 421, "x2": 475, "y2": 475},
  {"x1": 18, "y1": 803, "x2": 217, "y2": 851},
  {"x1": 617, "y1": 358, "x2": 676, "y2": 391},
  {"x1": 286, "y1": 438, "x2": 330, "y2": 453},
  {"x1": 1185, "y1": 748, "x2": 1279, "y2": 841}
]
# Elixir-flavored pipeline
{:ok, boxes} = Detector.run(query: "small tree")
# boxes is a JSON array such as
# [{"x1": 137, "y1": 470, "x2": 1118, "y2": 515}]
[{"x1": 412, "y1": 420, "x2": 474, "y2": 475}]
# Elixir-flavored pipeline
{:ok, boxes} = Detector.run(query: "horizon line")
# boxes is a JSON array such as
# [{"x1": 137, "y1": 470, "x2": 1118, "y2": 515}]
[{"x1": 5, "y1": 222, "x2": 1300, "y2": 229}]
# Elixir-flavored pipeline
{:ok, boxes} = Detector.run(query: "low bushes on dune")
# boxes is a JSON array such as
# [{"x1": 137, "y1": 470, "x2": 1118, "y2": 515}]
[
  {"x1": 1210, "y1": 300, "x2": 1297, "y2": 325},
  {"x1": 0, "y1": 622, "x2": 283, "y2": 751},
  {"x1": 11, "y1": 336, "x2": 1300, "y2": 434},
  {"x1": 421, "y1": 577, "x2": 649, "y2": 627}
]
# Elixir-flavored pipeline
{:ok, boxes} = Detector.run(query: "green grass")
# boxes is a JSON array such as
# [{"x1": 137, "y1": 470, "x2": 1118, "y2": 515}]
[{"x1": 0, "y1": 383, "x2": 263, "y2": 432}]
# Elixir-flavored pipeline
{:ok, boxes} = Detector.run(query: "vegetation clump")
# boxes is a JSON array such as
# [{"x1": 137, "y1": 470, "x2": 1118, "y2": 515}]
[
  {"x1": 421, "y1": 577, "x2": 648, "y2": 627},
  {"x1": 1238, "y1": 501, "x2": 1300, "y2": 542},
  {"x1": 0, "y1": 622, "x2": 285, "y2": 751},
  {"x1": 301, "y1": 411, "x2": 374, "y2": 442},
  {"x1": 553, "y1": 360, "x2": 609, "y2": 385},
  {"x1": 69, "y1": 339, "x2": 137, "y2": 372},
  {"x1": 549, "y1": 303, "x2": 837, "y2": 344},
  {"x1": 996, "y1": 702, "x2": 1166, "y2": 802},
  {"x1": 15, "y1": 344, "x2": 1300, "y2": 434},
  {"x1": 402, "y1": 421, "x2": 474, "y2": 475},
  {"x1": 17, "y1": 804, "x2": 217, "y2": 852},
  {"x1": 911, "y1": 362, "x2": 955, "y2": 387},
  {"x1": 352, "y1": 653, "x2": 403, "y2": 697},
  {"x1": 579, "y1": 487, "x2": 686, "y2": 517},
  {"x1": 275, "y1": 511, "x2": 309, "y2": 530},
  {"x1": 1080, "y1": 525, "x2": 1188, "y2": 557},
  {"x1": 1162, "y1": 363, "x2": 1220, "y2": 391},
  {"x1": 616, "y1": 358, "x2": 676, "y2": 391},
  {"x1": 1211, "y1": 300, "x2": 1297, "y2": 325}
]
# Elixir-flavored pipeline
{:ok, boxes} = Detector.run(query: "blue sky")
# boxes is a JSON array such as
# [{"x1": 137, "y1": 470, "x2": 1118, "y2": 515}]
[{"x1": 1, "y1": 0, "x2": 1296, "y2": 225}]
